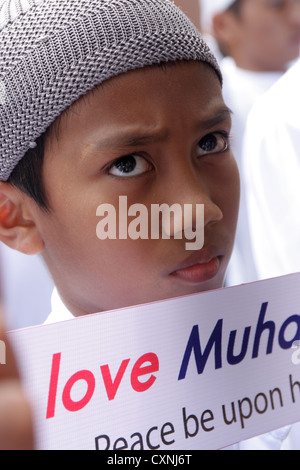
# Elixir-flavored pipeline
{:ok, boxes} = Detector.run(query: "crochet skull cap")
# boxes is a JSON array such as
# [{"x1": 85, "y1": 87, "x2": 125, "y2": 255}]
[{"x1": 0, "y1": 0, "x2": 222, "y2": 181}]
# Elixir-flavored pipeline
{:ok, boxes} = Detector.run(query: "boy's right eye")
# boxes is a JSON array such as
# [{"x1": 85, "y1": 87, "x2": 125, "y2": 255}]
[{"x1": 107, "y1": 154, "x2": 152, "y2": 177}]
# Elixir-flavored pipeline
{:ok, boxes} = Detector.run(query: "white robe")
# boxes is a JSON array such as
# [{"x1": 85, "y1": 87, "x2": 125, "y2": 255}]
[
  {"x1": 220, "y1": 57, "x2": 283, "y2": 287},
  {"x1": 243, "y1": 59, "x2": 300, "y2": 280},
  {"x1": 240, "y1": 62, "x2": 300, "y2": 449}
]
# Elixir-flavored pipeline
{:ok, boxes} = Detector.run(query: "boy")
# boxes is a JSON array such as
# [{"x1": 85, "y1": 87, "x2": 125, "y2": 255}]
[
  {"x1": 0, "y1": 0, "x2": 239, "y2": 448},
  {"x1": 0, "y1": 1, "x2": 202, "y2": 334}
]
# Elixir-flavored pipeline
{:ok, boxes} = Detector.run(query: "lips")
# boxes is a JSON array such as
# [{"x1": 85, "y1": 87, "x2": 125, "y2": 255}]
[{"x1": 170, "y1": 248, "x2": 221, "y2": 284}]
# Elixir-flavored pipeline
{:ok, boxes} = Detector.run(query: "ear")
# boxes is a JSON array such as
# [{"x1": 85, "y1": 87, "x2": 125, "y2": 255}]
[
  {"x1": 0, "y1": 182, "x2": 44, "y2": 255},
  {"x1": 212, "y1": 12, "x2": 242, "y2": 54}
]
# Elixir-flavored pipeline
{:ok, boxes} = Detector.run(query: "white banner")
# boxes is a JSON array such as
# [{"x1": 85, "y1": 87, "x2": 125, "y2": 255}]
[{"x1": 8, "y1": 273, "x2": 300, "y2": 450}]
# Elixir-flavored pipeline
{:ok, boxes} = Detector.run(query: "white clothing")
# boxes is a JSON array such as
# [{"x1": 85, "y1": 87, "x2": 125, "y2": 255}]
[
  {"x1": 243, "y1": 59, "x2": 300, "y2": 280},
  {"x1": 227, "y1": 426, "x2": 293, "y2": 450},
  {"x1": 221, "y1": 57, "x2": 283, "y2": 167},
  {"x1": 44, "y1": 287, "x2": 74, "y2": 324},
  {"x1": 46, "y1": 287, "x2": 295, "y2": 450},
  {"x1": 220, "y1": 57, "x2": 283, "y2": 286},
  {"x1": 0, "y1": 244, "x2": 54, "y2": 329}
]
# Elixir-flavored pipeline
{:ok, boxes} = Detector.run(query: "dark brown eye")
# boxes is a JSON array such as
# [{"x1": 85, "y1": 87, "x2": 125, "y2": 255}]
[
  {"x1": 108, "y1": 154, "x2": 151, "y2": 177},
  {"x1": 197, "y1": 132, "x2": 229, "y2": 157}
]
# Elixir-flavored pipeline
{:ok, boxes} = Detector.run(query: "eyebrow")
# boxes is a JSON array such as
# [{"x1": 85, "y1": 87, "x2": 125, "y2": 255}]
[
  {"x1": 199, "y1": 106, "x2": 233, "y2": 131},
  {"x1": 89, "y1": 127, "x2": 168, "y2": 152},
  {"x1": 85, "y1": 106, "x2": 233, "y2": 155}
]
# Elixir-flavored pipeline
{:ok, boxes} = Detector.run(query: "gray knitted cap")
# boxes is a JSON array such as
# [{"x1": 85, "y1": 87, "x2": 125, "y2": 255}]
[{"x1": 0, "y1": 0, "x2": 221, "y2": 181}]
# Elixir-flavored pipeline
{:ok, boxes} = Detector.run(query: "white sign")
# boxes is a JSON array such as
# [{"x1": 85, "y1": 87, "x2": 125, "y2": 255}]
[{"x1": 8, "y1": 273, "x2": 300, "y2": 450}]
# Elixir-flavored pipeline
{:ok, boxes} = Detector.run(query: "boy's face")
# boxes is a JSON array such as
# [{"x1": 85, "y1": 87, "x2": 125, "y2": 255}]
[
  {"x1": 219, "y1": 0, "x2": 300, "y2": 71},
  {"x1": 27, "y1": 61, "x2": 239, "y2": 316}
]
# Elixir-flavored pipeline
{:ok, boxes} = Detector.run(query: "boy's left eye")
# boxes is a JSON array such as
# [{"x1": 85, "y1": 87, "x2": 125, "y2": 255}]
[
  {"x1": 108, "y1": 154, "x2": 152, "y2": 177},
  {"x1": 196, "y1": 132, "x2": 229, "y2": 157}
]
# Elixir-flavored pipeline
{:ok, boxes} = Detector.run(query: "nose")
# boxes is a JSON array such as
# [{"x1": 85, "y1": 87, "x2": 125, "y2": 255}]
[{"x1": 161, "y1": 168, "x2": 223, "y2": 241}]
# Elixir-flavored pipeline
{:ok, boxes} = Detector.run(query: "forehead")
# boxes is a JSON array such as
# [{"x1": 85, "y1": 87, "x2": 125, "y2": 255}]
[
  {"x1": 48, "y1": 61, "x2": 224, "y2": 145},
  {"x1": 240, "y1": 0, "x2": 292, "y2": 13}
]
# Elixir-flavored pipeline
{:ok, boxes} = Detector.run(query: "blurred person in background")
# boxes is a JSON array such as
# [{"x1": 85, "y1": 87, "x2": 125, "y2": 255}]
[
  {"x1": 243, "y1": 60, "x2": 300, "y2": 281},
  {"x1": 242, "y1": 59, "x2": 300, "y2": 449},
  {"x1": 201, "y1": 0, "x2": 300, "y2": 287}
]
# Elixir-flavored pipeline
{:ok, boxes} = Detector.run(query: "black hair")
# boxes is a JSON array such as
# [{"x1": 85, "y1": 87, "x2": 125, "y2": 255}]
[
  {"x1": 8, "y1": 130, "x2": 50, "y2": 211},
  {"x1": 227, "y1": 0, "x2": 243, "y2": 16}
]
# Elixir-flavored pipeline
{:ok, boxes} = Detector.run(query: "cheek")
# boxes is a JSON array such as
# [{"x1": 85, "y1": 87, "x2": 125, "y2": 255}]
[
  {"x1": 252, "y1": 14, "x2": 287, "y2": 45},
  {"x1": 214, "y1": 156, "x2": 240, "y2": 226},
  {"x1": 242, "y1": 11, "x2": 277, "y2": 42},
  {"x1": 90, "y1": 238, "x2": 159, "y2": 292}
]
